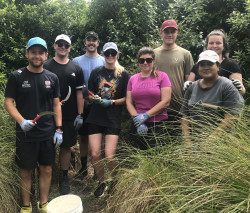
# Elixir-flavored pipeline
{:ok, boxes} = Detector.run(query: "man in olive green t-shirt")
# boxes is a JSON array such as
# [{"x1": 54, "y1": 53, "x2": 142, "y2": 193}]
[{"x1": 154, "y1": 19, "x2": 194, "y2": 119}]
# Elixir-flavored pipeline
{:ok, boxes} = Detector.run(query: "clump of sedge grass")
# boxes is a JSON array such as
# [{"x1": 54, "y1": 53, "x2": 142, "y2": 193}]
[
  {"x1": 0, "y1": 82, "x2": 20, "y2": 213},
  {"x1": 107, "y1": 105, "x2": 250, "y2": 213}
]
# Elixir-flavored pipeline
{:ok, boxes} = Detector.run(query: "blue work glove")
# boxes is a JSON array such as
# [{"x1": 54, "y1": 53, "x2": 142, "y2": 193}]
[
  {"x1": 100, "y1": 99, "x2": 111, "y2": 108},
  {"x1": 137, "y1": 124, "x2": 148, "y2": 135},
  {"x1": 231, "y1": 79, "x2": 242, "y2": 91},
  {"x1": 74, "y1": 116, "x2": 83, "y2": 131},
  {"x1": 20, "y1": 119, "x2": 35, "y2": 131},
  {"x1": 54, "y1": 130, "x2": 63, "y2": 148},
  {"x1": 133, "y1": 112, "x2": 150, "y2": 127},
  {"x1": 92, "y1": 95, "x2": 102, "y2": 104}
]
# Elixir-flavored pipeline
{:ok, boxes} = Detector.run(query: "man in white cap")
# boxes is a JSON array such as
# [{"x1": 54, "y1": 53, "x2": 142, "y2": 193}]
[
  {"x1": 73, "y1": 31, "x2": 105, "y2": 179},
  {"x1": 44, "y1": 34, "x2": 84, "y2": 195},
  {"x1": 4, "y1": 37, "x2": 62, "y2": 213},
  {"x1": 154, "y1": 19, "x2": 194, "y2": 140}
]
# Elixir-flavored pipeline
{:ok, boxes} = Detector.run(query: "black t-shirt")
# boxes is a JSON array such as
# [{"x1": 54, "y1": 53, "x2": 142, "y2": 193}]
[
  {"x1": 191, "y1": 59, "x2": 242, "y2": 81},
  {"x1": 44, "y1": 59, "x2": 84, "y2": 120},
  {"x1": 4, "y1": 67, "x2": 60, "y2": 142},
  {"x1": 86, "y1": 66, "x2": 129, "y2": 129}
]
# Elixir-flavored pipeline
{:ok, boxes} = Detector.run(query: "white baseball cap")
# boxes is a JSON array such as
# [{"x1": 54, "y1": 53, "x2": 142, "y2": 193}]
[
  {"x1": 55, "y1": 34, "x2": 71, "y2": 44},
  {"x1": 197, "y1": 50, "x2": 219, "y2": 64}
]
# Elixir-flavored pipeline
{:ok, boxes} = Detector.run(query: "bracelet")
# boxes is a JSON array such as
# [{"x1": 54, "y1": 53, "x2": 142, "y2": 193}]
[
  {"x1": 56, "y1": 126, "x2": 62, "y2": 129},
  {"x1": 78, "y1": 113, "x2": 83, "y2": 117}
]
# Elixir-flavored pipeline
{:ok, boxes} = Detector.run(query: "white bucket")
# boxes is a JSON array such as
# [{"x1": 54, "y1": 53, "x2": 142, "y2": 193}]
[{"x1": 47, "y1": 194, "x2": 83, "y2": 213}]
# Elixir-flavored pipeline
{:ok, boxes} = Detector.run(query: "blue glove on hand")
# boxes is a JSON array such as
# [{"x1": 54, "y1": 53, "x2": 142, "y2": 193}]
[
  {"x1": 133, "y1": 112, "x2": 150, "y2": 127},
  {"x1": 100, "y1": 99, "x2": 111, "y2": 108},
  {"x1": 231, "y1": 79, "x2": 242, "y2": 91},
  {"x1": 137, "y1": 124, "x2": 148, "y2": 135},
  {"x1": 20, "y1": 119, "x2": 35, "y2": 131},
  {"x1": 74, "y1": 116, "x2": 83, "y2": 131},
  {"x1": 92, "y1": 95, "x2": 102, "y2": 104},
  {"x1": 54, "y1": 130, "x2": 63, "y2": 148}
]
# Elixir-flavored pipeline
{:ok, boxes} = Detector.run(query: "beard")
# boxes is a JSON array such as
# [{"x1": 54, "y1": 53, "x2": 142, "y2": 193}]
[{"x1": 29, "y1": 59, "x2": 44, "y2": 68}]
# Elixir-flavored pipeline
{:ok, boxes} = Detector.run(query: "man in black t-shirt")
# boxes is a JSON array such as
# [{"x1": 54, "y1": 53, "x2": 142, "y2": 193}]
[
  {"x1": 44, "y1": 34, "x2": 84, "y2": 195},
  {"x1": 4, "y1": 37, "x2": 62, "y2": 213}
]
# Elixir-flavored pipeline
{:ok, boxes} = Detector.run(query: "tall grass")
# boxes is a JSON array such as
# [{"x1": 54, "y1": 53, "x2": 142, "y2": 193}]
[
  {"x1": 107, "y1": 106, "x2": 250, "y2": 213},
  {"x1": 0, "y1": 82, "x2": 20, "y2": 213}
]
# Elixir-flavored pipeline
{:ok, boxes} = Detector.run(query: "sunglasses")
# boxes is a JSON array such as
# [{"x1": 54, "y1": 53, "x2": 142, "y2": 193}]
[
  {"x1": 104, "y1": 50, "x2": 117, "y2": 57},
  {"x1": 57, "y1": 42, "x2": 70, "y2": 49},
  {"x1": 199, "y1": 61, "x2": 215, "y2": 67},
  {"x1": 138, "y1": 58, "x2": 153, "y2": 64}
]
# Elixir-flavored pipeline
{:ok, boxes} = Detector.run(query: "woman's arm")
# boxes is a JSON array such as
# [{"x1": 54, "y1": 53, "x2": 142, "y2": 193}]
[
  {"x1": 126, "y1": 91, "x2": 137, "y2": 117},
  {"x1": 147, "y1": 87, "x2": 171, "y2": 117},
  {"x1": 229, "y1": 73, "x2": 246, "y2": 95}
]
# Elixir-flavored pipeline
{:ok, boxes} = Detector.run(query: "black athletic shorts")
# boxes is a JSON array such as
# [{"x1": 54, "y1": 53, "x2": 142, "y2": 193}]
[
  {"x1": 88, "y1": 123, "x2": 120, "y2": 136},
  {"x1": 15, "y1": 137, "x2": 55, "y2": 170},
  {"x1": 61, "y1": 120, "x2": 77, "y2": 148}
]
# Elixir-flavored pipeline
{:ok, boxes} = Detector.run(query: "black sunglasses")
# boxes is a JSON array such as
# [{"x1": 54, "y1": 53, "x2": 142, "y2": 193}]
[
  {"x1": 138, "y1": 58, "x2": 153, "y2": 64},
  {"x1": 104, "y1": 50, "x2": 117, "y2": 57},
  {"x1": 57, "y1": 42, "x2": 70, "y2": 49}
]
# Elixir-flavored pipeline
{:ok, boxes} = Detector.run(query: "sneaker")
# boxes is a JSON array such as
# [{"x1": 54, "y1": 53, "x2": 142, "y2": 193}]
[
  {"x1": 37, "y1": 201, "x2": 48, "y2": 213},
  {"x1": 20, "y1": 203, "x2": 32, "y2": 213},
  {"x1": 75, "y1": 168, "x2": 88, "y2": 180},
  {"x1": 94, "y1": 182, "x2": 108, "y2": 198},
  {"x1": 59, "y1": 176, "x2": 70, "y2": 195}
]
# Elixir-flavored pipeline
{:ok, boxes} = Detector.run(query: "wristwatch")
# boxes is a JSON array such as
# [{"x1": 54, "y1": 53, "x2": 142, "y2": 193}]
[{"x1": 112, "y1": 100, "x2": 116, "y2": 106}]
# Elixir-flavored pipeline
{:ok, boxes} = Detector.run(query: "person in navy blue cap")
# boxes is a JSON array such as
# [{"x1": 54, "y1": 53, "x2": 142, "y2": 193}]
[{"x1": 4, "y1": 37, "x2": 62, "y2": 213}]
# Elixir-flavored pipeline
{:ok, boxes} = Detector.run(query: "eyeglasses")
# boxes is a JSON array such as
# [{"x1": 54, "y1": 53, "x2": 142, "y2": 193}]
[
  {"x1": 199, "y1": 61, "x2": 215, "y2": 67},
  {"x1": 57, "y1": 42, "x2": 70, "y2": 49},
  {"x1": 104, "y1": 50, "x2": 117, "y2": 57},
  {"x1": 138, "y1": 58, "x2": 153, "y2": 64}
]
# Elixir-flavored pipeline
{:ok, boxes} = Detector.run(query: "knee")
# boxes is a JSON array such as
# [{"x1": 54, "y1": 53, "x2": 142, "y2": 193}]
[
  {"x1": 19, "y1": 169, "x2": 32, "y2": 179},
  {"x1": 39, "y1": 166, "x2": 52, "y2": 175},
  {"x1": 91, "y1": 151, "x2": 101, "y2": 160}
]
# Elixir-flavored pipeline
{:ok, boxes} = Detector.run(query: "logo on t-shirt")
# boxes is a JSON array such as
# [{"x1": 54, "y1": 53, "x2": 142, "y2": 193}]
[
  {"x1": 22, "y1": 81, "x2": 31, "y2": 88},
  {"x1": 71, "y1": 73, "x2": 76, "y2": 77},
  {"x1": 45, "y1": 80, "x2": 51, "y2": 88}
]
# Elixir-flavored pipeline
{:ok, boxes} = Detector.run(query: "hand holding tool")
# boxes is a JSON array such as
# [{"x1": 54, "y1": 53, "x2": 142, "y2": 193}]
[
  {"x1": 100, "y1": 99, "x2": 111, "y2": 108},
  {"x1": 20, "y1": 119, "x2": 35, "y2": 131}
]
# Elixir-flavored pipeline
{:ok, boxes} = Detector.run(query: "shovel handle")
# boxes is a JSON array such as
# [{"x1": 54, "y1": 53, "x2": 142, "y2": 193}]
[
  {"x1": 32, "y1": 114, "x2": 40, "y2": 123},
  {"x1": 89, "y1": 90, "x2": 94, "y2": 96}
]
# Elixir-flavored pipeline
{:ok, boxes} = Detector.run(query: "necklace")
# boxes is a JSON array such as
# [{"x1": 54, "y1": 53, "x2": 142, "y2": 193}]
[{"x1": 104, "y1": 68, "x2": 114, "y2": 79}]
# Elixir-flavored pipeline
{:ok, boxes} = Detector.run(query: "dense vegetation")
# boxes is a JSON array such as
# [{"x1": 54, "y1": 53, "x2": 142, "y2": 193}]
[{"x1": 0, "y1": 0, "x2": 249, "y2": 212}]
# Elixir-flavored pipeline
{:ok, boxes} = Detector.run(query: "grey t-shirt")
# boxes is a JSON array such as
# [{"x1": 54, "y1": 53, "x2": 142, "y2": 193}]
[{"x1": 180, "y1": 77, "x2": 244, "y2": 127}]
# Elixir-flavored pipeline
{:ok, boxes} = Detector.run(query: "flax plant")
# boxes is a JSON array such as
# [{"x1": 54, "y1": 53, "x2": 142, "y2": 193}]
[{"x1": 107, "y1": 105, "x2": 250, "y2": 213}]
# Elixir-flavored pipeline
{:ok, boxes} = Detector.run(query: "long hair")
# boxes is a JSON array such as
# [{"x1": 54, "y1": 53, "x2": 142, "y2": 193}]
[
  {"x1": 205, "y1": 29, "x2": 229, "y2": 59},
  {"x1": 137, "y1": 47, "x2": 158, "y2": 78},
  {"x1": 114, "y1": 60, "x2": 125, "y2": 78}
]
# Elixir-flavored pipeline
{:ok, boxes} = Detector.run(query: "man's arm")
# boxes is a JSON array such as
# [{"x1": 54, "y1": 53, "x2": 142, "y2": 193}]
[
  {"x1": 4, "y1": 97, "x2": 24, "y2": 125},
  {"x1": 53, "y1": 97, "x2": 62, "y2": 129},
  {"x1": 181, "y1": 115, "x2": 192, "y2": 147},
  {"x1": 76, "y1": 90, "x2": 84, "y2": 115}
]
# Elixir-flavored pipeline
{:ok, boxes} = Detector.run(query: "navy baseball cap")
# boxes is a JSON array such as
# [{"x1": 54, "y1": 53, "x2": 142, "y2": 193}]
[
  {"x1": 85, "y1": 31, "x2": 99, "y2": 40},
  {"x1": 27, "y1": 37, "x2": 48, "y2": 51}
]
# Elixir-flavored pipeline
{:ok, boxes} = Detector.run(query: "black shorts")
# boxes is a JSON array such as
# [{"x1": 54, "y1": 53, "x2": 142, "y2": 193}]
[
  {"x1": 88, "y1": 123, "x2": 120, "y2": 135},
  {"x1": 15, "y1": 137, "x2": 55, "y2": 170},
  {"x1": 61, "y1": 120, "x2": 77, "y2": 148}
]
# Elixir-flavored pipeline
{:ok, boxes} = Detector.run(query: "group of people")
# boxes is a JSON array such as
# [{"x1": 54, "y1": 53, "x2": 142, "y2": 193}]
[{"x1": 4, "y1": 19, "x2": 244, "y2": 213}]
